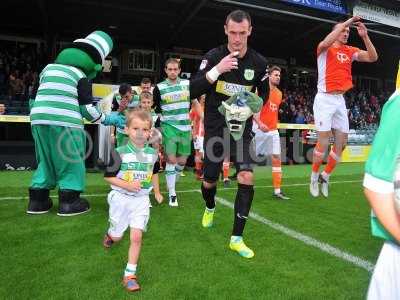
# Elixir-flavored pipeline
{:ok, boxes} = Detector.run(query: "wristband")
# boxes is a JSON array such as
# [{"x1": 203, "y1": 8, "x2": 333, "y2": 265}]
[{"x1": 206, "y1": 66, "x2": 221, "y2": 82}]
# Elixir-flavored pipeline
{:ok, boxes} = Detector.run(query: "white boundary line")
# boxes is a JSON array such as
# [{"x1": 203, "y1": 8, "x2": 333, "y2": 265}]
[
  {"x1": 213, "y1": 195, "x2": 374, "y2": 273},
  {"x1": 1, "y1": 179, "x2": 374, "y2": 272},
  {"x1": 0, "y1": 180, "x2": 361, "y2": 201}
]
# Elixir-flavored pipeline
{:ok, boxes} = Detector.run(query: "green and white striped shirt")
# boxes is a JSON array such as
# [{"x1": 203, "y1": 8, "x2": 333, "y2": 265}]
[
  {"x1": 151, "y1": 109, "x2": 158, "y2": 126},
  {"x1": 106, "y1": 142, "x2": 158, "y2": 197},
  {"x1": 30, "y1": 64, "x2": 88, "y2": 128},
  {"x1": 157, "y1": 78, "x2": 191, "y2": 132}
]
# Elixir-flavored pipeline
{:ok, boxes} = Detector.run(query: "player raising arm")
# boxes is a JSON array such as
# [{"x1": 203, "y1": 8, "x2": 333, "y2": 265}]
[{"x1": 310, "y1": 16, "x2": 378, "y2": 198}]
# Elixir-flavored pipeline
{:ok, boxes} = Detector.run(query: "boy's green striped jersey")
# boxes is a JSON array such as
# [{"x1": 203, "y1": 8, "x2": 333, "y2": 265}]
[
  {"x1": 105, "y1": 141, "x2": 158, "y2": 197},
  {"x1": 151, "y1": 109, "x2": 159, "y2": 126},
  {"x1": 363, "y1": 90, "x2": 400, "y2": 242}
]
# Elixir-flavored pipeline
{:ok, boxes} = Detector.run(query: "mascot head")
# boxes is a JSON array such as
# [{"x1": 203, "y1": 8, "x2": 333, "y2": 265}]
[
  {"x1": 218, "y1": 91, "x2": 262, "y2": 141},
  {"x1": 55, "y1": 31, "x2": 113, "y2": 79}
]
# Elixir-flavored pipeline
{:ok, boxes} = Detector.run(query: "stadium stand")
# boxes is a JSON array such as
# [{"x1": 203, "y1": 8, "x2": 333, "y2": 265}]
[{"x1": 0, "y1": 40, "x2": 44, "y2": 115}]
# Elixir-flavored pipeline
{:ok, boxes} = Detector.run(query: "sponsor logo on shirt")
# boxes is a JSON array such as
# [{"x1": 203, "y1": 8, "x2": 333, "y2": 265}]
[
  {"x1": 162, "y1": 91, "x2": 190, "y2": 103},
  {"x1": 215, "y1": 80, "x2": 252, "y2": 96}
]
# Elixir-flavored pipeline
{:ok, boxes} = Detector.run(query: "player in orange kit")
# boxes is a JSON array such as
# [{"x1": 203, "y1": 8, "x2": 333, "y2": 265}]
[
  {"x1": 253, "y1": 66, "x2": 289, "y2": 200},
  {"x1": 310, "y1": 16, "x2": 378, "y2": 198},
  {"x1": 190, "y1": 95, "x2": 205, "y2": 180}
]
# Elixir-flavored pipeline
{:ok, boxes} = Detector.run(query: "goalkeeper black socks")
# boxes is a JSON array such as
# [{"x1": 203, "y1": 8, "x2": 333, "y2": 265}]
[
  {"x1": 201, "y1": 183, "x2": 216, "y2": 209},
  {"x1": 232, "y1": 183, "x2": 254, "y2": 236}
]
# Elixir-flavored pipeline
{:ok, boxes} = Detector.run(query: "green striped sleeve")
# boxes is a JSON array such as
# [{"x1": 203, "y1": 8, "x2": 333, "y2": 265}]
[{"x1": 80, "y1": 104, "x2": 102, "y2": 122}]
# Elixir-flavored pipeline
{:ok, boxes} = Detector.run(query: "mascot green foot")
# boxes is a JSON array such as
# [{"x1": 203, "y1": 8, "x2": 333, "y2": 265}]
[
  {"x1": 27, "y1": 188, "x2": 53, "y2": 214},
  {"x1": 57, "y1": 190, "x2": 90, "y2": 217}
]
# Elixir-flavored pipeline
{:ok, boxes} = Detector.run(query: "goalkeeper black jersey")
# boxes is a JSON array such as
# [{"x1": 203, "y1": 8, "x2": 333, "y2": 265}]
[{"x1": 190, "y1": 44, "x2": 269, "y2": 136}]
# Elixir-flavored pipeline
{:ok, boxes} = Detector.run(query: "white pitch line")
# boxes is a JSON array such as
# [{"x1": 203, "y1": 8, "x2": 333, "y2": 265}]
[
  {"x1": 1, "y1": 181, "x2": 374, "y2": 272},
  {"x1": 0, "y1": 180, "x2": 361, "y2": 201},
  {"x1": 213, "y1": 195, "x2": 374, "y2": 273}
]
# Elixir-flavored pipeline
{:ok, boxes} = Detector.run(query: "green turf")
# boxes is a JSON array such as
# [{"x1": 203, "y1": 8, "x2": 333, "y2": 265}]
[{"x1": 0, "y1": 163, "x2": 383, "y2": 299}]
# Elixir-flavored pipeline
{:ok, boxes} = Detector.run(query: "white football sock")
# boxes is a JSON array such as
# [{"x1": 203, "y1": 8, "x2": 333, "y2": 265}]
[
  {"x1": 165, "y1": 163, "x2": 176, "y2": 196},
  {"x1": 124, "y1": 263, "x2": 137, "y2": 277}
]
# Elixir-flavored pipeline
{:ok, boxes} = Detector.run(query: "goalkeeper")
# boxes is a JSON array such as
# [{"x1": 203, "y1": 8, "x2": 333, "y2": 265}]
[
  {"x1": 190, "y1": 10, "x2": 268, "y2": 258},
  {"x1": 363, "y1": 71, "x2": 400, "y2": 299}
]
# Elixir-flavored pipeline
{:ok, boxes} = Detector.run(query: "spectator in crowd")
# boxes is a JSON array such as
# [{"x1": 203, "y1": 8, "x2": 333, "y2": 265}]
[
  {"x1": 295, "y1": 109, "x2": 306, "y2": 124},
  {"x1": 8, "y1": 71, "x2": 24, "y2": 101}
]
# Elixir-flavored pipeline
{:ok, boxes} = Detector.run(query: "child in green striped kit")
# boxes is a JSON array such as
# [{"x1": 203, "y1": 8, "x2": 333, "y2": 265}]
[
  {"x1": 103, "y1": 108, "x2": 160, "y2": 292},
  {"x1": 139, "y1": 91, "x2": 163, "y2": 204}
]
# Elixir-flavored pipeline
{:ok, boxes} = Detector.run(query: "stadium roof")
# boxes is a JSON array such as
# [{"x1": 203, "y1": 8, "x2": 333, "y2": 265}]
[{"x1": 2, "y1": 0, "x2": 399, "y2": 69}]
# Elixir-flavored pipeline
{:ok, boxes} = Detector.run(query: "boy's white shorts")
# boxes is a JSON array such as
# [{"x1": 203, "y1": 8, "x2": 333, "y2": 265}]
[
  {"x1": 107, "y1": 190, "x2": 150, "y2": 238},
  {"x1": 313, "y1": 92, "x2": 349, "y2": 133},
  {"x1": 367, "y1": 241, "x2": 400, "y2": 300}
]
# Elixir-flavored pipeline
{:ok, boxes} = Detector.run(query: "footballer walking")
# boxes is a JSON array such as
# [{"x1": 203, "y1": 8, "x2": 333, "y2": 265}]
[
  {"x1": 253, "y1": 66, "x2": 289, "y2": 200},
  {"x1": 191, "y1": 10, "x2": 268, "y2": 258}
]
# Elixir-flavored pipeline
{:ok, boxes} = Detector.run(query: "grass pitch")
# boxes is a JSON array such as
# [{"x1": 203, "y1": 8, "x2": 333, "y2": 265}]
[{"x1": 0, "y1": 163, "x2": 382, "y2": 299}]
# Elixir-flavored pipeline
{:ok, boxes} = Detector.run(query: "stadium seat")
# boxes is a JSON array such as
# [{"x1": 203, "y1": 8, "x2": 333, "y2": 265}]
[
  {"x1": 10, "y1": 101, "x2": 23, "y2": 107},
  {"x1": 19, "y1": 107, "x2": 30, "y2": 115},
  {"x1": 6, "y1": 107, "x2": 19, "y2": 115}
]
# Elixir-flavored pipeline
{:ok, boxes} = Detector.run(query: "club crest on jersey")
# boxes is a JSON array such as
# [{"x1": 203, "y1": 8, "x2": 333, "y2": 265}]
[
  {"x1": 336, "y1": 52, "x2": 349, "y2": 63},
  {"x1": 199, "y1": 59, "x2": 207, "y2": 70},
  {"x1": 244, "y1": 69, "x2": 254, "y2": 80}
]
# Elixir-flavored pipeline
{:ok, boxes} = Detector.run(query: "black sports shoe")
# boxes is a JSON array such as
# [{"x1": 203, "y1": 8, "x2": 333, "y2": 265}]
[
  {"x1": 27, "y1": 188, "x2": 53, "y2": 214},
  {"x1": 273, "y1": 192, "x2": 290, "y2": 200},
  {"x1": 223, "y1": 179, "x2": 231, "y2": 188},
  {"x1": 57, "y1": 190, "x2": 90, "y2": 216}
]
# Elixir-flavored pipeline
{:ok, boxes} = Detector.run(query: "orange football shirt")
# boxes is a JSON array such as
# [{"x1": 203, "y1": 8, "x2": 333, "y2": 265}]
[
  {"x1": 190, "y1": 107, "x2": 204, "y2": 137},
  {"x1": 317, "y1": 44, "x2": 360, "y2": 93},
  {"x1": 260, "y1": 87, "x2": 282, "y2": 131}
]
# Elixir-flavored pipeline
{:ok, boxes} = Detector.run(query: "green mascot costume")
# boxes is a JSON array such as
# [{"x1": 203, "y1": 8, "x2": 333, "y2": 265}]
[{"x1": 28, "y1": 31, "x2": 125, "y2": 216}]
